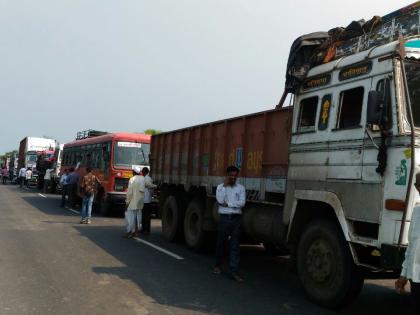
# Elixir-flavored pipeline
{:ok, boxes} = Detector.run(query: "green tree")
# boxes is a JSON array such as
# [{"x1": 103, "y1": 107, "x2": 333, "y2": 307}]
[
  {"x1": 0, "y1": 150, "x2": 18, "y2": 165},
  {"x1": 143, "y1": 129, "x2": 162, "y2": 135}
]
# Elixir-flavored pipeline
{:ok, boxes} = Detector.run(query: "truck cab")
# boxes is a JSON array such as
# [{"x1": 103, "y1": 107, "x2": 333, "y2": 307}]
[{"x1": 285, "y1": 37, "x2": 420, "y2": 307}]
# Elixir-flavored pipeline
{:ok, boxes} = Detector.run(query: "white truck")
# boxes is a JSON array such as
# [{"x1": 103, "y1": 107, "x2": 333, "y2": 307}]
[
  {"x1": 152, "y1": 3, "x2": 420, "y2": 308},
  {"x1": 18, "y1": 137, "x2": 56, "y2": 170}
]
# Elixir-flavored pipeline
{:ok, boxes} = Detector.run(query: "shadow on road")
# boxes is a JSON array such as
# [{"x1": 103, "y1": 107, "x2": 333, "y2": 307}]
[
  {"x1": 17, "y1": 187, "x2": 413, "y2": 315},
  {"x1": 72, "y1": 224, "x2": 334, "y2": 315}
]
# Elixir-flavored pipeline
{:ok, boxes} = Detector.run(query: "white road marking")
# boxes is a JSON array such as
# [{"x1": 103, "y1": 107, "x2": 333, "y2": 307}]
[
  {"x1": 38, "y1": 193, "x2": 47, "y2": 198},
  {"x1": 133, "y1": 237, "x2": 184, "y2": 260}
]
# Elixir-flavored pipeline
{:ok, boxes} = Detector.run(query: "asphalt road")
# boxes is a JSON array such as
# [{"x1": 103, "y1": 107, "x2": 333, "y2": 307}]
[{"x1": 0, "y1": 185, "x2": 413, "y2": 315}]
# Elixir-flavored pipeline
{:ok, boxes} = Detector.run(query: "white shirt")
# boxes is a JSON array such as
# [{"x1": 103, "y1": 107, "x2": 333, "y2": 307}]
[
  {"x1": 126, "y1": 175, "x2": 146, "y2": 211},
  {"x1": 216, "y1": 183, "x2": 246, "y2": 215},
  {"x1": 25, "y1": 170, "x2": 32, "y2": 180},
  {"x1": 44, "y1": 169, "x2": 52, "y2": 180},
  {"x1": 19, "y1": 168, "x2": 26, "y2": 177},
  {"x1": 144, "y1": 175, "x2": 157, "y2": 204},
  {"x1": 401, "y1": 205, "x2": 420, "y2": 282}
]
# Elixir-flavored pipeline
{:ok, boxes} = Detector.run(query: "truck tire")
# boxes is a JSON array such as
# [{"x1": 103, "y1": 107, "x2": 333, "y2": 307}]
[
  {"x1": 297, "y1": 220, "x2": 364, "y2": 309},
  {"x1": 184, "y1": 200, "x2": 206, "y2": 251},
  {"x1": 162, "y1": 196, "x2": 183, "y2": 242}
]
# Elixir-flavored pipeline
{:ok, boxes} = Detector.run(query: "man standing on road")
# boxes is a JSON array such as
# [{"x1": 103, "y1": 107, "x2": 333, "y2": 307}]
[
  {"x1": 18, "y1": 166, "x2": 26, "y2": 188},
  {"x1": 60, "y1": 168, "x2": 69, "y2": 208},
  {"x1": 1, "y1": 165, "x2": 8, "y2": 184},
  {"x1": 79, "y1": 167, "x2": 100, "y2": 224},
  {"x1": 43, "y1": 168, "x2": 52, "y2": 193},
  {"x1": 124, "y1": 166, "x2": 145, "y2": 238},
  {"x1": 214, "y1": 165, "x2": 246, "y2": 282},
  {"x1": 66, "y1": 167, "x2": 79, "y2": 209},
  {"x1": 141, "y1": 167, "x2": 157, "y2": 235},
  {"x1": 395, "y1": 173, "x2": 420, "y2": 313},
  {"x1": 25, "y1": 168, "x2": 32, "y2": 188}
]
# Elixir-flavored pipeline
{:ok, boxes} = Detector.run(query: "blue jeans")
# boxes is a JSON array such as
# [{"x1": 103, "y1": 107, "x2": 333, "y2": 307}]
[
  {"x1": 215, "y1": 214, "x2": 241, "y2": 273},
  {"x1": 81, "y1": 195, "x2": 94, "y2": 220}
]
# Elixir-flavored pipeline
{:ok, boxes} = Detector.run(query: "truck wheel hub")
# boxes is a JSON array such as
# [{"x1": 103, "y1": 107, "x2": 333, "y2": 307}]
[{"x1": 306, "y1": 240, "x2": 334, "y2": 283}]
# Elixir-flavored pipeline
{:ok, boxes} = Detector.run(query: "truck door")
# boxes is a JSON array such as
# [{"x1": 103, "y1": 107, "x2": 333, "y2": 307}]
[
  {"x1": 361, "y1": 75, "x2": 393, "y2": 181},
  {"x1": 327, "y1": 79, "x2": 370, "y2": 180}
]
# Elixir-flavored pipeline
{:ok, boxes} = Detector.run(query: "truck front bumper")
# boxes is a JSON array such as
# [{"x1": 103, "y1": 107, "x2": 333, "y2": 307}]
[
  {"x1": 380, "y1": 244, "x2": 407, "y2": 270},
  {"x1": 106, "y1": 192, "x2": 127, "y2": 206}
]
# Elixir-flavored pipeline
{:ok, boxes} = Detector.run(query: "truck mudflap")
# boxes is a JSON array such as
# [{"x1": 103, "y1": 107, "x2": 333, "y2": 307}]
[{"x1": 380, "y1": 244, "x2": 406, "y2": 270}]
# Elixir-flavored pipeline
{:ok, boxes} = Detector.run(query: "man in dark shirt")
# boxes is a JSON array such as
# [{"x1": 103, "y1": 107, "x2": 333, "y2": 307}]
[
  {"x1": 80, "y1": 167, "x2": 100, "y2": 224},
  {"x1": 66, "y1": 167, "x2": 79, "y2": 209}
]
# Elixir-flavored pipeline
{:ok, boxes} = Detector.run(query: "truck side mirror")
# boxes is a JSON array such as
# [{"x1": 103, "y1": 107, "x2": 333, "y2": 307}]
[{"x1": 367, "y1": 90, "x2": 383, "y2": 126}]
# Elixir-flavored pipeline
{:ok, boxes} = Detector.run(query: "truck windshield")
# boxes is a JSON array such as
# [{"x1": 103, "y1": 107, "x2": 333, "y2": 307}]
[
  {"x1": 27, "y1": 154, "x2": 37, "y2": 162},
  {"x1": 113, "y1": 142, "x2": 150, "y2": 168},
  {"x1": 405, "y1": 60, "x2": 420, "y2": 127}
]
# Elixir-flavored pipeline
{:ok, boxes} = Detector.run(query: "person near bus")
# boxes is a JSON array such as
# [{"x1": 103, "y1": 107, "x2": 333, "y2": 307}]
[
  {"x1": 9, "y1": 168, "x2": 14, "y2": 184},
  {"x1": 1, "y1": 165, "x2": 8, "y2": 184},
  {"x1": 60, "y1": 168, "x2": 69, "y2": 208},
  {"x1": 395, "y1": 173, "x2": 420, "y2": 313},
  {"x1": 18, "y1": 167, "x2": 26, "y2": 188},
  {"x1": 43, "y1": 168, "x2": 53, "y2": 193},
  {"x1": 141, "y1": 167, "x2": 157, "y2": 235},
  {"x1": 25, "y1": 168, "x2": 32, "y2": 188},
  {"x1": 66, "y1": 167, "x2": 79, "y2": 209},
  {"x1": 124, "y1": 166, "x2": 145, "y2": 238},
  {"x1": 213, "y1": 165, "x2": 246, "y2": 282},
  {"x1": 79, "y1": 167, "x2": 100, "y2": 224}
]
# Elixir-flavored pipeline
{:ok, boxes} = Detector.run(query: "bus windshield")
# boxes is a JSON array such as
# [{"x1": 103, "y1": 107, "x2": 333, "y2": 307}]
[{"x1": 113, "y1": 142, "x2": 150, "y2": 168}]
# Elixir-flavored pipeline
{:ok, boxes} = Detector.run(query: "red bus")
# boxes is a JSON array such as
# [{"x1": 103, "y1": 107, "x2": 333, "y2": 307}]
[{"x1": 61, "y1": 132, "x2": 151, "y2": 215}]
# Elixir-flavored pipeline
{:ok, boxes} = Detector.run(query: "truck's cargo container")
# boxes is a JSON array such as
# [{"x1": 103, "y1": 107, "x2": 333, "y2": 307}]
[
  {"x1": 152, "y1": 108, "x2": 292, "y2": 203},
  {"x1": 151, "y1": 108, "x2": 292, "y2": 249}
]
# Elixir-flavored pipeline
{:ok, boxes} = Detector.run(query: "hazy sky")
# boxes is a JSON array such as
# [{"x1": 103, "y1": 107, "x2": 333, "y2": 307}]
[{"x1": 0, "y1": 0, "x2": 413, "y2": 151}]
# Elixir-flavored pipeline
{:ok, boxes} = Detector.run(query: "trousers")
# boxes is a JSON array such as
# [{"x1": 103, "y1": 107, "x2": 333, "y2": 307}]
[
  {"x1": 125, "y1": 209, "x2": 142, "y2": 233},
  {"x1": 81, "y1": 195, "x2": 94, "y2": 219},
  {"x1": 142, "y1": 203, "x2": 152, "y2": 233},
  {"x1": 215, "y1": 214, "x2": 241, "y2": 273}
]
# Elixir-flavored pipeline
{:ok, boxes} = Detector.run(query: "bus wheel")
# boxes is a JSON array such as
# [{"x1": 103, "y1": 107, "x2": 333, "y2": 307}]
[
  {"x1": 162, "y1": 195, "x2": 183, "y2": 242},
  {"x1": 297, "y1": 220, "x2": 364, "y2": 309},
  {"x1": 184, "y1": 200, "x2": 206, "y2": 251}
]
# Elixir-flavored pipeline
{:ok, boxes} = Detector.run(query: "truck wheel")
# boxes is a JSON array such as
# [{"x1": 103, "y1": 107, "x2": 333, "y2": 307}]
[
  {"x1": 162, "y1": 196, "x2": 183, "y2": 241},
  {"x1": 297, "y1": 220, "x2": 364, "y2": 309},
  {"x1": 184, "y1": 200, "x2": 206, "y2": 251}
]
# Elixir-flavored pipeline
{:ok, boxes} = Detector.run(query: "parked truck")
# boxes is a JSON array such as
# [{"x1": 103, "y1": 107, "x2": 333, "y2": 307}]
[
  {"x1": 18, "y1": 137, "x2": 56, "y2": 186},
  {"x1": 151, "y1": 2, "x2": 420, "y2": 308}
]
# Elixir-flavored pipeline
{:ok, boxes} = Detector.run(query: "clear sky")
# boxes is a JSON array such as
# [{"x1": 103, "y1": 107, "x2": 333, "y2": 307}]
[{"x1": 0, "y1": 0, "x2": 413, "y2": 152}]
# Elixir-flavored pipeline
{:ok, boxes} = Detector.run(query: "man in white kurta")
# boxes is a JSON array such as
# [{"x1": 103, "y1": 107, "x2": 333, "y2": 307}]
[
  {"x1": 395, "y1": 173, "x2": 420, "y2": 313},
  {"x1": 124, "y1": 166, "x2": 145, "y2": 238}
]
